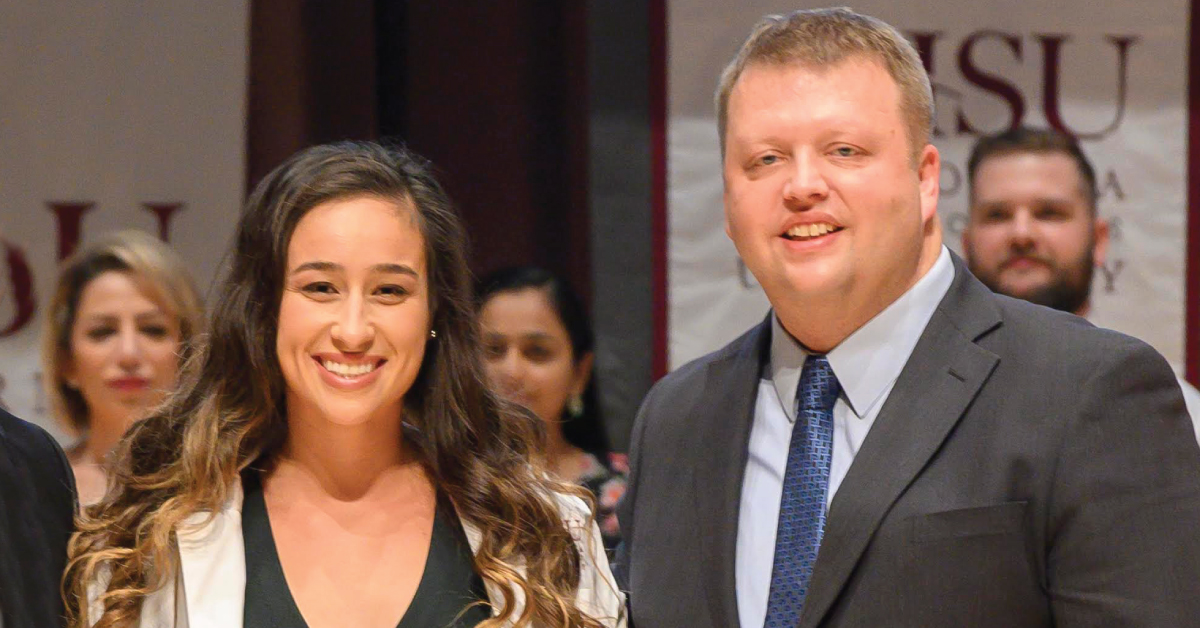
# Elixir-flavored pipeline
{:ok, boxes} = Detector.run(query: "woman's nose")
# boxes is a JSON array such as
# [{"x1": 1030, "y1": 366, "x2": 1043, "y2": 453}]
[
  {"x1": 115, "y1": 328, "x2": 142, "y2": 368},
  {"x1": 331, "y1": 294, "x2": 376, "y2": 351}
]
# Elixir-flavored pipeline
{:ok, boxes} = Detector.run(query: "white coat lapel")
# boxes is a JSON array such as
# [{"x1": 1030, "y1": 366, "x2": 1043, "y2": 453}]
[
  {"x1": 175, "y1": 480, "x2": 246, "y2": 628},
  {"x1": 461, "y1": 518, "x2": 527, "y2": 623},
  {"x1": 459, "y1": 493, "x2": 626, "y2": 628}
]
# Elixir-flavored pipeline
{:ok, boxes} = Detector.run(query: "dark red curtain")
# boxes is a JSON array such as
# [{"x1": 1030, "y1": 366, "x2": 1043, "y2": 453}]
[{"x1": 246, "y1": 1, "x2": 591, "y2": 302}]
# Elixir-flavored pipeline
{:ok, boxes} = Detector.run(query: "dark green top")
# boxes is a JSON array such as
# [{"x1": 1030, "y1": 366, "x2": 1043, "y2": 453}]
[{"x1": 241, "y1": 471, "x2": 491, "y2": 628}]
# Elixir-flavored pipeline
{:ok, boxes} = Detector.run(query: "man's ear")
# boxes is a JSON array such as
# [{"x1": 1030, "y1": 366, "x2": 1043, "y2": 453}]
[
  {"x1": 1092, "y1": 216, "x2": 1110, "y2": 268},
  {"x1": 917, "y1": 143, "x2": 941, "y2": 224}
]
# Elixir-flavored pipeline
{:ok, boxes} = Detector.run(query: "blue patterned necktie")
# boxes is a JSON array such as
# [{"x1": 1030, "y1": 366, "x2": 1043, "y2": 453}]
[{"x1": 763, "y1": 354, "x2": 840, "y2": 628}]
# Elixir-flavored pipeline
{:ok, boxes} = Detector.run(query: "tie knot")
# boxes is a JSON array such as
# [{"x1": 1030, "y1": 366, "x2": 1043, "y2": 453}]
[{"x1": 799, "y1": 354, "x2": 840, "y2": 413}]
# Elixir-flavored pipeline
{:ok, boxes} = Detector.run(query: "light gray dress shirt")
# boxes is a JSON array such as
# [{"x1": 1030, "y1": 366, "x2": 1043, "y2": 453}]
[
  {"x1": 1174, "y1": 375, "x2": 1200, "y2": 442},
  {"x1": 735, "y1": 246, "x2": 955, "y2": 628}
]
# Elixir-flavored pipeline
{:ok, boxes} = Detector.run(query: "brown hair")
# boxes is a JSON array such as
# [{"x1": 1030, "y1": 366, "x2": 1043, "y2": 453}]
[
  {"x1": 64, "y1": 142, "x2": 609, "y2": 627},
  {"x1": 967, "y1": 125, "x2": 1098, "y2": 212},
  {"x1": 42, "y1": 229, "x2": 203, "y2": 435},
  {"x1": 715, "y1": 7, "x2": 933, "y2": 160}
]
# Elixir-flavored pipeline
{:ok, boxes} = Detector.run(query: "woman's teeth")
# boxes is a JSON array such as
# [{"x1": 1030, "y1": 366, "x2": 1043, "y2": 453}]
[{"x1": 322, "y1": 360, "x2": 377, "y2": 377}]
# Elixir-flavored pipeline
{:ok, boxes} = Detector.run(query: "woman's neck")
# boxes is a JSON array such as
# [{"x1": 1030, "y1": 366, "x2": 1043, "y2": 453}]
[
  {"x1": 78, "y1": 413, "x2": 131, "y2": 467},
  {"x1": 544, "y1": 420, "x2": 587, "y2": 482},
  {"x1": 278, "y1": 405, "x2": 413, "y2": 500}
]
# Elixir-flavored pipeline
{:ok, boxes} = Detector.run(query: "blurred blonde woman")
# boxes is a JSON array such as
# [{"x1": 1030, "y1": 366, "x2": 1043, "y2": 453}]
[{"x1": 42, "y1": 230, "x2": 203, "y2": 506}]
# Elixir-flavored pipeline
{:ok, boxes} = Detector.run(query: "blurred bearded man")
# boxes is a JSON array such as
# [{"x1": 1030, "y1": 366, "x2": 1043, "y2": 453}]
[{"x1": 962, "y1": 126, "x2": 1200, "y2": 440}]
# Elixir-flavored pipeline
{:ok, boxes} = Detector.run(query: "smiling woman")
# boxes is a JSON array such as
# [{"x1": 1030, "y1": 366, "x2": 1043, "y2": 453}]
[{"x1": 63, "y1": 141, "x2": 625, "y2": 628}]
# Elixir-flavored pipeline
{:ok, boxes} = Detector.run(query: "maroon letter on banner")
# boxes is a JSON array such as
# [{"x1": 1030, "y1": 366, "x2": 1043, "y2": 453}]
[
  {"x1": 1040, "y1": 35, "x2": 1138, "y2": 140},
  {"x1": 958, "y1": 30, "x2": 1026, "y2": 134},
  {"x1": 0, "y1": 239, "x2": 35, "y2": 337},
  {"x1": 47, "y1": 201, "x2": 95, "y2": 261},
  {"x1": 141, "y1": 202, "x2": 185, "y2": 242},
  {"x1": 909, "y1": 31, "x2": 961, "y2": 138}
]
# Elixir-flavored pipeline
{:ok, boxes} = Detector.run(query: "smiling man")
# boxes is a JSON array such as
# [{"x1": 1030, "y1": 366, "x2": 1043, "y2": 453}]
[
  {"x1": 962, "y1": 126, "x2": 1200, "y2": 439},
  {"x1": 616, "y1": 8, "x2": 1200, "y2": 628}
]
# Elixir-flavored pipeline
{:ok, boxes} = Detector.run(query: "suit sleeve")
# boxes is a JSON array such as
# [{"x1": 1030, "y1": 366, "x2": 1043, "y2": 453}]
[
  {"x1": 613, "y1": 377, "x2": 661, "y2": 602},
  {"x1": 1047, "y1": 339, "x2": 1200, "y2": 627}
]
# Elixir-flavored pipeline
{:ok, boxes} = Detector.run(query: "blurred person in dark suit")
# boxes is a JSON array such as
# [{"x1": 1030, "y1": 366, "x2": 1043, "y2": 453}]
[
  {"x1": 0, "y1": 408, "x2": 76, "y2": 628},
  {"x1": 961, "y1": 126, "x2": 1200, "y2": 440},
  {"x1": 617, "y1": 8, "x2": 1200, "y2": 628}
]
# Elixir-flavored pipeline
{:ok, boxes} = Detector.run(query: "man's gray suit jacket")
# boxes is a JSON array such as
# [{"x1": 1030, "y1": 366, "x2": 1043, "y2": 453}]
[{"x1": 616, "y1": 254, "x2": 1200, "y2": 628}]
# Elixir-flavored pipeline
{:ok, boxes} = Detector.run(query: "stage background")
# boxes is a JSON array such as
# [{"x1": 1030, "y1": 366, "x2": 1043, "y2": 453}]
[
  {"x1": 0, "y1": 1, "x2": 249, "y2": 441},
  {"x1": 1, "y1": 2, "x2": 1194, "y2": 449},
  {"x1": 665, "y1": 0, "x2": 1195, "y2": 379}
]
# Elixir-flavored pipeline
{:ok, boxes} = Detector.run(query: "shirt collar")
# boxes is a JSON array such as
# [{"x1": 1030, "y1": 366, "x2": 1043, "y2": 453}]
[{"x1": 769, "y1": 245, "x2": 955, "y2": 422}]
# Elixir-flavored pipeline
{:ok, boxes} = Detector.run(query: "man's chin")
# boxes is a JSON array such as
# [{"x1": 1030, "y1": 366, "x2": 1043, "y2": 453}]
[
  {"x1": 777, "y1": 271, "x2": 844, "y2": 301},
  {"x1": 995, "y1": 279, "x2": 1089, "y2": 314},
  {"x1": 997, "y1": 281, "x2": 1052, "y2": 303},
  {"x1": 975, "y1": 270, "x2": 1047, "y2": 302}
]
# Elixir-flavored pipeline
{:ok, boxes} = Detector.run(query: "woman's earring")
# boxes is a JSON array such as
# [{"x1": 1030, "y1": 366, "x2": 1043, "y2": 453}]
[
  {"x1": 429, "y1": 329, "x2": 437, "y2": 339},
  {"x1": 566, "y1": 394, "x2": 584, "y2": 418}
]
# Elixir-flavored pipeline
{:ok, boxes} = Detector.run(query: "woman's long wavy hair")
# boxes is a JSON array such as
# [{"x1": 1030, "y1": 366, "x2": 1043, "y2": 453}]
[{"x1": 64, "y1": 141, "x2": 607, "y2": 628}]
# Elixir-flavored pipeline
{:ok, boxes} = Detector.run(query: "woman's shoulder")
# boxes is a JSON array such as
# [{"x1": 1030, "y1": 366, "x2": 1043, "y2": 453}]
[
  {"x1": 546, "y1": 485, "x2": 592, "y2": 528},
  {"x1": 541, "y1": 482, "x2": 606, "y2": 558},
  {"x1": 543, "y1": 486, "x2": 627, "y2": 626}
]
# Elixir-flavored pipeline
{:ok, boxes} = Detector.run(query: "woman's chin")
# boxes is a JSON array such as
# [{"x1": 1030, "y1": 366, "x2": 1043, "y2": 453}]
[{"x1": 306, "y1": 399, "x2": 404, "y2": 431}]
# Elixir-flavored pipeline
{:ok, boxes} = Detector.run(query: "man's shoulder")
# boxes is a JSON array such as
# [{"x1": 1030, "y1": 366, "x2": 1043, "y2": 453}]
[
  {"x1": 0, "y1": 408, "x2": 72, "y2": 487},
  {"x1": 956, "y1": 290, "x2": 1186, "y2": 418},
  {"x1": 650, "y1": 321, "x2": 764, "y2": 396},
  {"x1": 983, "y1": 291, "x2": 1150, "y2": 360},
  {"x1": 630, "y1": 321, "x2": 765, "y2": 440},
  {"x1": 0, "y1": 408, "x2": 60, "y2": 459}
]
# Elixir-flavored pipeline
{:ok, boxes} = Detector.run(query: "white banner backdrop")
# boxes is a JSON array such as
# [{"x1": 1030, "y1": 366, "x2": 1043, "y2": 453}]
[
  {"x1": 668, "y1": 0, "x2": 1190, "y2": 374},
  {"x1": 0, "y1": 2, "x2": 249, "y2": 441}
]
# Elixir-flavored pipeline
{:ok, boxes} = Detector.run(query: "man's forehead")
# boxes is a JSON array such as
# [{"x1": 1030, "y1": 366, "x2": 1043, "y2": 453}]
[
  {"x1": 727, "y1": 57, "x2": 901, "y2": 125},
  {"x1": 737, "y1": 54, "x2": 893, "y2": 88},
  {"x1": 974, "y1": 151, "x2": 1088, "y2": 195}
]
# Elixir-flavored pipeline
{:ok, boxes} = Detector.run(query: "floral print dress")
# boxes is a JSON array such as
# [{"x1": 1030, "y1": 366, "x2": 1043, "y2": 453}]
[{"x1": 577, "y1": 452, "x2": 629, "y2": 556}]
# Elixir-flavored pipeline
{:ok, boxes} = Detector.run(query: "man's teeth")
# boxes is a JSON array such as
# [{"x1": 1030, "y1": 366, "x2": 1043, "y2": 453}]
[
  {"x1": 322, "y1": 360, "x2": 377, "y2": 377},
  {"x1": 786, "y1": 223, "x2": 839, "y2": 238}
]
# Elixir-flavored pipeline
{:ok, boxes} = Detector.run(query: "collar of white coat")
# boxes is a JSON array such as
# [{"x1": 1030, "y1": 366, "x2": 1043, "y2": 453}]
[{"x1": 172, "y1": 476, "x2": 537, "y2": 627}]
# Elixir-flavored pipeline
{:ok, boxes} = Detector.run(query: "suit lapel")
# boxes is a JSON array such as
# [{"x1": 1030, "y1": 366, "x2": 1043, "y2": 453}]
[
  {"x1": 462, "y1": 518, "x2": 528, "y2": 622},
  {"x1": 798, "y1": 257, "x2": 1003, "y2": 628},
  {"x1": 690, "y1": 319, "x2": 770, "y2": 628}
]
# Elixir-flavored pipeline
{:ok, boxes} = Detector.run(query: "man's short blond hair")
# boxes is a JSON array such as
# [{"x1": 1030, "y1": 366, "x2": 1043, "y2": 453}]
[{"x1": 716, "y1": 7, "x2": 933, "y2": 161}]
